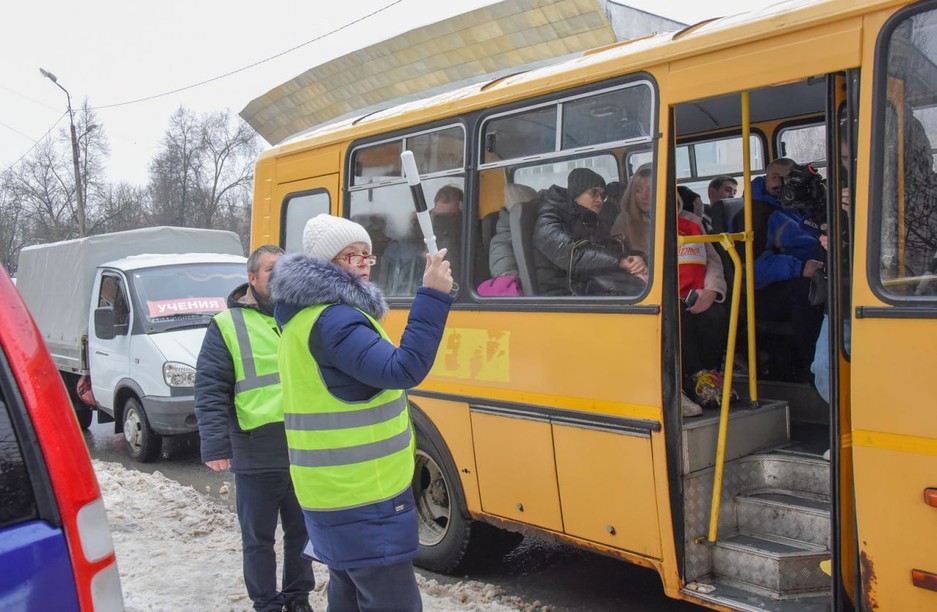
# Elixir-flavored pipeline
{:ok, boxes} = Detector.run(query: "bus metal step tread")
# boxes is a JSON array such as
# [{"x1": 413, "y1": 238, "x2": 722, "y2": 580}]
[
  {"x1": 738, "y1": 490, "x2": 831, "y2": 514},
  {"x1": 684, "y1": 578, "x2": 830, "y2": 610},
  {"x1": 735, "y1": 490, "x2": 831, "y2": 548},
  {"x1": 717, "y1": 531, "x2": 828, "y2": 556}
]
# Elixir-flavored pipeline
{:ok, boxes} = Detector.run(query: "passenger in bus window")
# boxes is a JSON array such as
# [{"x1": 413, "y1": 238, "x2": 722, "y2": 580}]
[
  {"x1": 676, "y1": 187, "x2": 731, "y2": 417},
  {"x1": 743, "y1": 158, "x2": 825, "y2": 380},
  {"x1": 611, "y1": 163, "x2": 653, "y2": 258},
  {"x1": 532, "y1": 168, "x2": 647, "y2": 296},
  {"x1": 708, "y1": 176, "x2": 738, "y2": 205},
  {"x1": 431, "y1": 184, "x2": 464, "y2": 275},
  {"x1": 489, "y1": 183, "x2": 538, "y2": 279}
]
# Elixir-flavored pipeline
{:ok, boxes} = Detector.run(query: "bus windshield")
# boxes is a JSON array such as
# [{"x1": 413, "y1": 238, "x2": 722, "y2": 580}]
[{"x1": 131, "y1": 263, "x2": 245, "y2": 331}]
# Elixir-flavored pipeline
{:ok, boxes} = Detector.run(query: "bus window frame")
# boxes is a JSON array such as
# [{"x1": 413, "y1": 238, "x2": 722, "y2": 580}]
[
  {"x1": 469, "y1": 77, "x2": 659, "y2": 306},
  {"x1": 344, "y1": 120, "x2": 470, "y2": 304},
  {"x1": 867, "y1": 0, "x2": 937, "y2": 307},
  {"x1": 672, "y1": 128, "x2": 768, "y2": 195},
  {"x1": 477, "y1": 78, "x2": 658, "y2": 171},
  {"x1": 776, "y1": 117, "x2": 828, "y2": 171},
  {"x1": 280, "y1": 188, "x2": 332, "y2": 253},
  {"x1": 348, "y1": 122, "x2": 468, "y2": 191}
]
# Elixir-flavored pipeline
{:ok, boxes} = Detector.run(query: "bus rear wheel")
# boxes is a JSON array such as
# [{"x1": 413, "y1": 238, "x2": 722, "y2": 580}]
[{"x1": 412, "y1": 429, "x2": 521, "y2": 573}]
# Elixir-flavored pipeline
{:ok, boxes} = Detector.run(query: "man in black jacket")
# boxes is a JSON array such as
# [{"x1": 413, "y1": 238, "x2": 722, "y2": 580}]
[{"x1": 195, "y1": 245, "x2": 315, "y2": 612}]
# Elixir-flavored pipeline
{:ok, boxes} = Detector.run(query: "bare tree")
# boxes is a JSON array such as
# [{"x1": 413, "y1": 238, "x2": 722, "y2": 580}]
[
  {"x1": 0, "y1": 103, "x2": 261, "y2": 268},
  {"x1": 148, "y1": 107, "x2": 203, "y2": 227},
  {"x1": 147, "y1": 107, "x2": 259, "y2": 248},
  {"x1": 200, "y1": 110, "x2": 261, "y2": 229},
  {"x1": 0, "y1": 171, "x2": 27, "y2": 273}
]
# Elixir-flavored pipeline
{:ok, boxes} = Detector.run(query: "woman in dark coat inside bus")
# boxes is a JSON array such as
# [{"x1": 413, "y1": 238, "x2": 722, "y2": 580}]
[{"x1": 531, "y1": 168, "x2": 647, "y2": 296}]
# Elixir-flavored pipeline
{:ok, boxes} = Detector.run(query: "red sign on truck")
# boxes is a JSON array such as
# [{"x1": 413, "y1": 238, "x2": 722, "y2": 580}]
[{"x1": 147, "y1": 297, "x2": 226, "y2": 318}]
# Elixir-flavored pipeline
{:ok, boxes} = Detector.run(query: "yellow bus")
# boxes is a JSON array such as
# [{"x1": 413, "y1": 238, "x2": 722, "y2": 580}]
[{"x1": 249, "y1": 1, "x2": 937, "y2": 609}]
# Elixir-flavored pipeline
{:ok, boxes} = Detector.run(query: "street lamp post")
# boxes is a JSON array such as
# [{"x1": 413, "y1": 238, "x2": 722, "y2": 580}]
[{"x1": 40, "y1": 68, "x2": 86, "y2": 238}]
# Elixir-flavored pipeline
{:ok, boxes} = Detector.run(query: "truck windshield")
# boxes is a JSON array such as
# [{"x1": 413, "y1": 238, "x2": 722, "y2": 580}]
[{"x1": 131, "y1": 263, "x2": 245, "y2": 330}]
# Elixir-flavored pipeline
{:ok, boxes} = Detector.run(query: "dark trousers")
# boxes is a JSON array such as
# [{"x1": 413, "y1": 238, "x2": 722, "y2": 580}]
[
  {"x1": 754, "y1": 277, "x2": 825, "y2": 376},
  {"x1": 326, "y1": 561, "x2": 422, "y2": 612},
  {"x1": 680, "y1": 301, "x2": 729, "y2": 386},
  {"x1": 235, "y1": 470, "x2": 316, "y2": 612}
]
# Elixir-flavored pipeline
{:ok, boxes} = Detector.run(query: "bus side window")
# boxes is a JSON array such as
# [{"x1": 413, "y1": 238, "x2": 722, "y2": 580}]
[{"x1": 876, "y1": 11, "x2": 937, "y2": 297}]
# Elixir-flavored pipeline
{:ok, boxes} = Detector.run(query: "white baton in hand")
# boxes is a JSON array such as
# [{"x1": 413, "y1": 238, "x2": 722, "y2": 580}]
[{"x1": 400, "y1": 151, "x2": 438, "y2": 256}]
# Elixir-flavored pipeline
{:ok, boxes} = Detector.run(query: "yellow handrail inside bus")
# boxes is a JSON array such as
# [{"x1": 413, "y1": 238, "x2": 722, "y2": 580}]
[{"x1": 685, "y1": 91, "x2": 758, "y2": 545}]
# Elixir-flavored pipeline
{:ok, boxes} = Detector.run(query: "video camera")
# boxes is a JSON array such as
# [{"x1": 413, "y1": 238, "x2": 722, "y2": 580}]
[{"x1": 778, "y1": 162, "x2": 827, "y2": 228}]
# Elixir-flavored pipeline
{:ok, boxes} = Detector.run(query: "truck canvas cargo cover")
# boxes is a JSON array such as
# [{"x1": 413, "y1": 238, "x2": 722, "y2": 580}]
[{"x1": 16, "y1": 226, "x2": 244, "y2": 371}]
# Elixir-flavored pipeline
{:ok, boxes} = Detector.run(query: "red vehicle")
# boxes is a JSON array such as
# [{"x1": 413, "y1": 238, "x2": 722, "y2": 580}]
[{"x1": 0, "y1": 267, "x2": 123, "y2": 610}]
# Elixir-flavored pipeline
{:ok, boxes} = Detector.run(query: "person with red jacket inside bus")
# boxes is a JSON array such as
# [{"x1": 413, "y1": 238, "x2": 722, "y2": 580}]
[{"x1": 677, "y1": 186, "x2": 731, "y2": 416}]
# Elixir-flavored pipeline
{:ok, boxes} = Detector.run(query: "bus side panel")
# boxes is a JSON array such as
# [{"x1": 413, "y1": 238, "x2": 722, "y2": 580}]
[
  {"x1": 407, "y1": 310, "x2": 663, "y2": 415},
  {"x1": 276, "y1": 145, "x2": 343, "y2": 184},
  {"x1": 553, "y1": 424, "x2": 662, "y2": 558},
  {"x1": 471, "y1": 411, "x2": 563, "y2": 531},
  {"x1": 852, "y1": 445, "x2": 937, "y2": 610},
  {"x1": 850, "y1": 318, "x2": 937, "y2": 609},
  {"x1": 667, "y1": 18, "x2": 862, "y2": 102}
]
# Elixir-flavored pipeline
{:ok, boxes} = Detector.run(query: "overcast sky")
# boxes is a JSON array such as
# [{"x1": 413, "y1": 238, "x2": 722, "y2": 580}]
[{"x1": 1, "y1": 0, "x2": 782, "y2": 186}]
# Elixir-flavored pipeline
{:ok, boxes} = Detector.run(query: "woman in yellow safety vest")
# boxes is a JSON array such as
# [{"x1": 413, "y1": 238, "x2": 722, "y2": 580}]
[{"x1": 271, "y1": 214, "x2": 453, "y2": 611}]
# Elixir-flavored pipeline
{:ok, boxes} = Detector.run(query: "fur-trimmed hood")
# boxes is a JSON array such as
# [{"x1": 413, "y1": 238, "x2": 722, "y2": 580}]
[{"x1": 270, "y1": 253, "x2": 388, "y2": 323}]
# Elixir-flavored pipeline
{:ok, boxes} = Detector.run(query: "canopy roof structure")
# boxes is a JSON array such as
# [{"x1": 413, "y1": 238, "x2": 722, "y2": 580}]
[{"x1": 240, "y1": 0, "x2": 624, "y2": 145}]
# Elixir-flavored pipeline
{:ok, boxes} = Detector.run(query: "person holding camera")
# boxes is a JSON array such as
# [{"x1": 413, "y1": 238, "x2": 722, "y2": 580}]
[
  {"x1": 740, "y1": 157, "x2": 826, "y2": 381},
  {"x1": 677, "y1": 187, "x2": 729, "y2": 416}
]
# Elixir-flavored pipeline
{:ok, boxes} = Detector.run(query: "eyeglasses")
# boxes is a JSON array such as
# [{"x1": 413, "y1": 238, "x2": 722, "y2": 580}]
[
  {"x1": 334, "y1": 253, "x2": 378, "y2": 266},
  {"x1": 587, "y1": 188, "x2": 608, "y2": 202}
]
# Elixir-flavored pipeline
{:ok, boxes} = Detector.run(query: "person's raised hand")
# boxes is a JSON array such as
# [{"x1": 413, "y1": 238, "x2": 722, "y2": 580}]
[{"x1": 423, "y1": 248, "x2": 454, "y2": 295}]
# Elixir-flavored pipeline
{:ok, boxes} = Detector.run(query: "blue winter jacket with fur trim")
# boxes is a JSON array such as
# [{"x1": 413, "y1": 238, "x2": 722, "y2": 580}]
[{"x1": 269, "y1": 253, "x2": 452, "y2": 569}]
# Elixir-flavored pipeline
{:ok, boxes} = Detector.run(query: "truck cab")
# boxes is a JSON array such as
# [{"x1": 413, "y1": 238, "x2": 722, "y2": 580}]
[
  {"x1": 88, "y1": 253, "x2": 246, "y2": 461},
  {"x1": 16, "y1": 226, "x2": 247, "y2": 462}
]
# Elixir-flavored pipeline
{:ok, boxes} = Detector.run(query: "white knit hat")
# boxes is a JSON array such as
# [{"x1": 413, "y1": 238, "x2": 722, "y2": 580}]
[{"x1": 302, "y1": 214, "x2": 372, "y2": 262}]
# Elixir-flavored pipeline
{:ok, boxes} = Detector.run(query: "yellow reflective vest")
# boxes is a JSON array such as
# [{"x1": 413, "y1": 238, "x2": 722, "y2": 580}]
[
  {"x1": 214, "y1": 307, "x2": 283, "y2": 430},
  {"x1": 279, "y1": 304, "x2": 414, "y2": 511}
]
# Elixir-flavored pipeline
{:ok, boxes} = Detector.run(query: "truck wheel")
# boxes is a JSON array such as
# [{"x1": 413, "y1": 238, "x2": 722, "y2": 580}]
[{"x1": 122, "y1": 397, "x2": 161, "y2": 462}]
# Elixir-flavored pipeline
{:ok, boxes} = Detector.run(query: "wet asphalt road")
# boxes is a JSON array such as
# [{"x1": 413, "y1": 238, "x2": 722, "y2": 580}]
[{"x1": 84, "y1": 420, "x2": 704, "y2": 611}]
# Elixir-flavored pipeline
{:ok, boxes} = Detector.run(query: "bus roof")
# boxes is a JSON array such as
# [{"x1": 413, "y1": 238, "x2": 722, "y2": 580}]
[{"x1": 259, "y1": 0, "x2": 896, "y2": 161}]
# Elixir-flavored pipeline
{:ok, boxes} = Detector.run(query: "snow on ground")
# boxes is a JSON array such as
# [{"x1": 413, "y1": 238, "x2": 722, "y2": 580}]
[{"x1": 94, "y1": 460, "x2": 537, "y2": 611}]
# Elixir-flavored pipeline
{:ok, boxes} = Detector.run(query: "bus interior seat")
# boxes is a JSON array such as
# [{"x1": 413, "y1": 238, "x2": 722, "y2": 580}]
[
  {"x1": 473, "y1": 210, "x2": 499, "y2": 286},
  {"x1": 509, "y1": 199, "x2": 541, "y2": 296}
]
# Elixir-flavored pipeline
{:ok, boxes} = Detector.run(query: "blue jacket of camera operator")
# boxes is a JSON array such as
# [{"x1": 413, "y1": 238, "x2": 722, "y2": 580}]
[{"x1": 741, "y1": 176, "x2": 824, "y2": 290}]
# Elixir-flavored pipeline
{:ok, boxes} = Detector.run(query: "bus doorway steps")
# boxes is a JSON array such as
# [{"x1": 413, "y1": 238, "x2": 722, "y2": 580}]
[{"x1": 683, "y1": 454, "x2": 832, "y2": 608}]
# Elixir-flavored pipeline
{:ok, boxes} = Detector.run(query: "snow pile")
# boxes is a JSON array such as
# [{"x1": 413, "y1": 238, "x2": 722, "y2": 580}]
[{"x1": 94, "y1": 460, "x2": 535, "y2": 611}]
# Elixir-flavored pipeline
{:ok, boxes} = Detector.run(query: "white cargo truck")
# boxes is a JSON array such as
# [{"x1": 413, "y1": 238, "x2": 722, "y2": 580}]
[{"x1": 17, "y1": 226, "x2": 247, "y2": 461}]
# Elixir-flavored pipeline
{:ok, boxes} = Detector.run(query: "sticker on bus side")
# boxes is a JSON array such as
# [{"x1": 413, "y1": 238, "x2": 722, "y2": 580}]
[{"x1": 147, "y1": 297, "x2": 226, "y2": 318}]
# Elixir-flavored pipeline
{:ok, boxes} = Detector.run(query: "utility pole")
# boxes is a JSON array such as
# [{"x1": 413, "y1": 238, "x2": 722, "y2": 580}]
[{"x1": 40, "y1": 68, "x2": 86, "y2": 238}]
